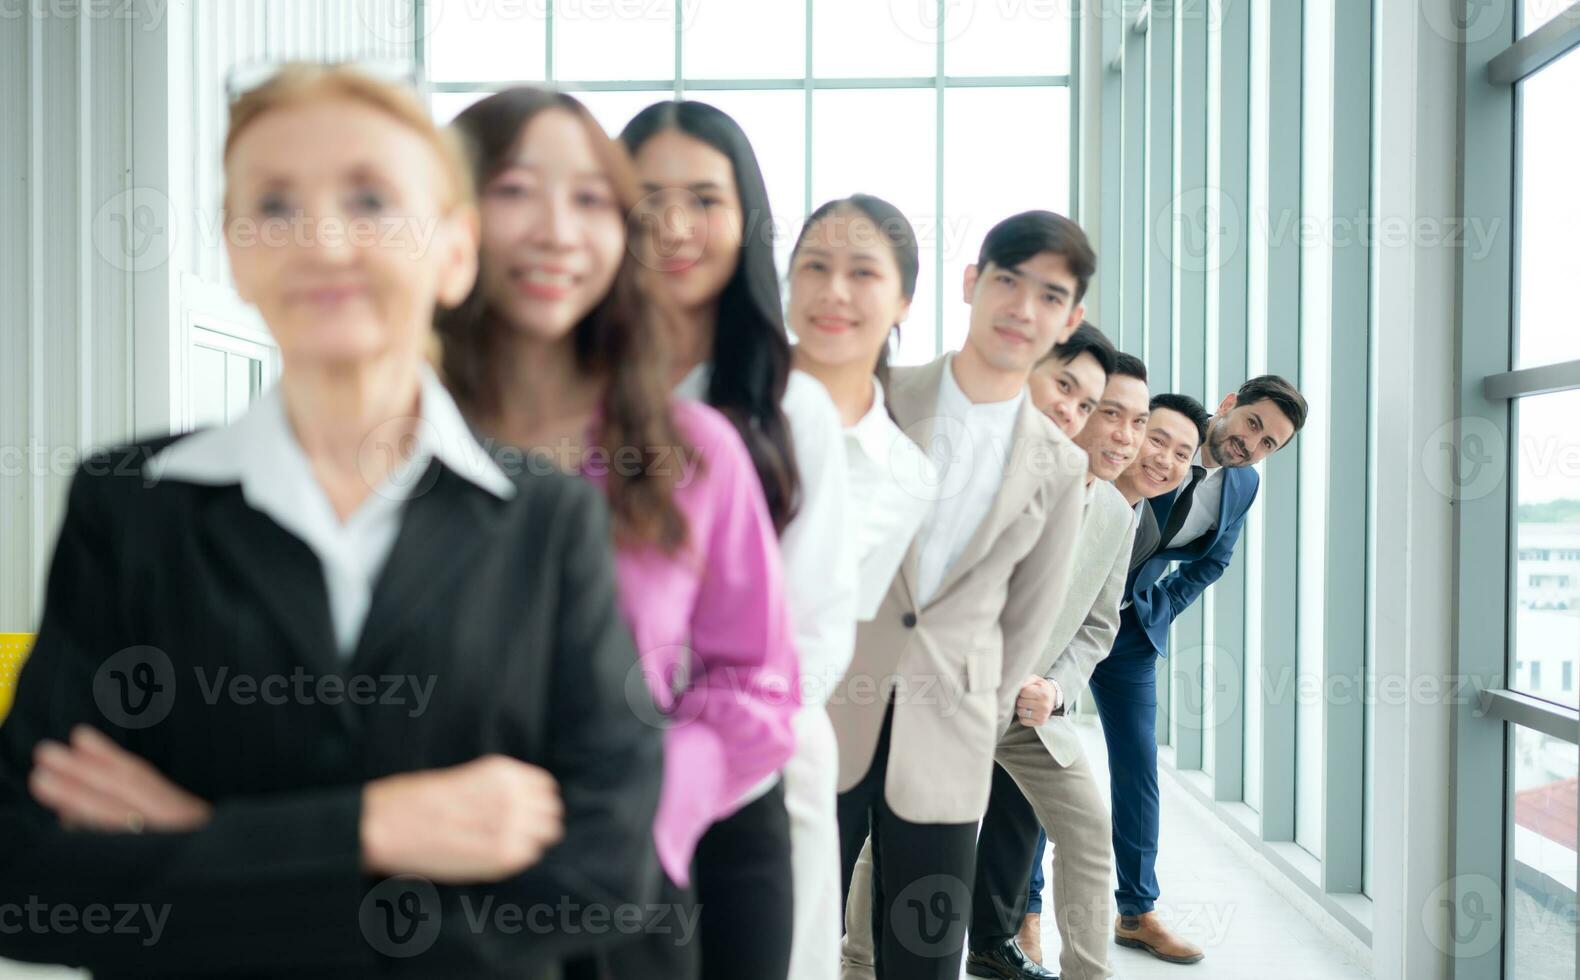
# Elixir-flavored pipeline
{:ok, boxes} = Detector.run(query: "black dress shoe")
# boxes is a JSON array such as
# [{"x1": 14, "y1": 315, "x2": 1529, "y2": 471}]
[{"x1": 965, "y1": 937, "x2": 1057, "y2": 979}]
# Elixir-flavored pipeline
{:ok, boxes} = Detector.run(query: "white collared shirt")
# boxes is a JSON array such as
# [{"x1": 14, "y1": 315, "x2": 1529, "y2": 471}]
[
  {"x1": 911, "y1": 354, "x2": 1026, "y2": 607},
  {"x1": 844, "y1": 378, "x2": 937, "y2": 621},
  {"x1": 149, "y1": 366, "x2": 514, "y2": 656},
  {"x1": 1164, "y1": 449, "x2": 1226, "y2": 551}
]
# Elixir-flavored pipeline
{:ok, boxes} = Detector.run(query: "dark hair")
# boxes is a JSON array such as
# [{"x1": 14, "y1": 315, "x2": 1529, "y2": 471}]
[
  {"x1": 1039, "y1": 321, "x2": 1116, "y2": 376},
  {"x1": 1113, "y1": 352, "x2": 1148, "y2": 384},
  {"x1": 1235, "y1": 374, "x2": 1308, "y2": 434},
  {"x1": 791, "y1": 193, "x2": 919, "y2": 406},
  {"x1": 622, "y1": 100, "x2": 800, "y2": 534},
  {"x1": 438, "y1": 87, "x2": 691, "y2": 553},
  {"x1": 975, "y1": 210, "x2": 1097, "y2": 304},
  {"x1": 1149, "y1": 393, "x2": 1211, "y2": 447}
]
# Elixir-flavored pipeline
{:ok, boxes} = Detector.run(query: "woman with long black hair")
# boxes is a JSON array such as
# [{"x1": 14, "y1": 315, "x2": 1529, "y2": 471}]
[{"x1": 623, "y1": 101, "x2": 858, "y2": 980}]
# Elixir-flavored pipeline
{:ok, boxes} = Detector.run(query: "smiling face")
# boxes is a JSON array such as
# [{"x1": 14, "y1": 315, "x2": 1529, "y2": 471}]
[
  {"x1": 788, "y1": 207, "x2": 911, "y2": 374},
  {"x1": 1204, "y1": 395, "x2": 1298, "y2": 467},
  {"x1": 961, "y1": 253, "x2": 1085, "y2": 377},
  {"x1": 224, "y1": 98, "x2": 477, "y2": 369},
  {"x1": 630, "y1": 128, "x2": 743, "y2": 314},
  {"x1": 1075, "y1": 373, "x2": 1151, "y2": 481},
  {"x1": 1027, "y1": 350, "x2": 1108, "y2": 440},
  {"x1": 475, "y1": 107, "x2": 626, "y2": 342},
  {"x1": 1118, "y1": 406, "x2": 1201, "y2": 500}
]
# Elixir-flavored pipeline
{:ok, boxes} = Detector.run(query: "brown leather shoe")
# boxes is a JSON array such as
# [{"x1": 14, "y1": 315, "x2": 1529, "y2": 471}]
[
  {"x1": 1015, "y1": 912, "x2": 1043, "y2": 966},
  {"x1": 1115, "y1": 912, "x2": 1205, "y2": 964}
]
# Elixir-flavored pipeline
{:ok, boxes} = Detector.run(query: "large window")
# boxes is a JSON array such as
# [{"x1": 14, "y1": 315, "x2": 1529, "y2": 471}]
[
  {"x1": 1504, "y1": 18, "x2": 1580, "y2": 978},
  {"x1": 417, "y1": 0, "x2": 1074, "y2": 365},
  {"x1": 1459, "y1": 3, "x2": 1580, "y2": 974}
]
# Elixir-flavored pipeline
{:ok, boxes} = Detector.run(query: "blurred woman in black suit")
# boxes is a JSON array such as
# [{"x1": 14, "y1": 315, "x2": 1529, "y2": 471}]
[{"x1": 0, "y1": 63, "x2": 661, "y2": 978}]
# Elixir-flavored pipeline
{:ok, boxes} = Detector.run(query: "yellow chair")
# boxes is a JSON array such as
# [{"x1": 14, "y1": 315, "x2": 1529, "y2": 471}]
[{"x1": 0, "y1": 633, "x2": 35, "y2": 725}]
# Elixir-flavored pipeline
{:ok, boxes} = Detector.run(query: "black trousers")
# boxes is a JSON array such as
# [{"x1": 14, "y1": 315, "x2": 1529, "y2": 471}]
[
  {"x1": 565, "y1": 781, "x2": 792, "y2": 980},
  {"x1": 969, "y1": 761, "x2": 1043, "y2": 952},
  {"x1": 836, "y1": 701, "x2": 979, "y2": 980},
  {"x1": 694, "y1": 780, "x2": 794, "y2": 980}
]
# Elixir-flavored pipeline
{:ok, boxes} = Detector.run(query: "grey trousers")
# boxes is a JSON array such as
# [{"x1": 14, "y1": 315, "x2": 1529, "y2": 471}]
[{"x1": 841, "y1": 724, "x2": 1114, "y2": 980}]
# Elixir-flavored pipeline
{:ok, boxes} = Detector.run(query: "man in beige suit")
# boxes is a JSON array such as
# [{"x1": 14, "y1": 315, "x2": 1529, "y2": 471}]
[
  {"x1": 841, "y1": 346, "x2": 1159, "y2": 980},
  {"x1": 828, "y1": 211, "x2": 1093, "y2": 980}
]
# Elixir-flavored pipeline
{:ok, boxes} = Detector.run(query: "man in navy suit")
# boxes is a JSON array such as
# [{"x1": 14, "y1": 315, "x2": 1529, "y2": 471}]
[{"x1": 1090, "y1": 375, "x2": 1308, "y2": 965}]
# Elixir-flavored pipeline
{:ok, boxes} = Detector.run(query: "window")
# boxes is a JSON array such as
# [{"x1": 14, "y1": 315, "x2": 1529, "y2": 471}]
[
  {"x1": 418, "y1": 0, "x2": 1076, "y2": 366},
  {"x1": 1459, "y1": 10, "x2": 1580, "y2": 972}
]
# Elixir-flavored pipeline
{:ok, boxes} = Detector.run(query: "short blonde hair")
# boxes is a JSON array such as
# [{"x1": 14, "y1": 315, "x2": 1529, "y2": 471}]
[{"x1": 223, "y1": 62, "x2": 473, "y2": 212}]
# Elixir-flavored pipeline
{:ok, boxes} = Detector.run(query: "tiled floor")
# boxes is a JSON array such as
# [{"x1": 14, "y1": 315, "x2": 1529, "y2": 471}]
[{"x1": 1027, "y1": 721, "x2": 1373, "y2": 980}]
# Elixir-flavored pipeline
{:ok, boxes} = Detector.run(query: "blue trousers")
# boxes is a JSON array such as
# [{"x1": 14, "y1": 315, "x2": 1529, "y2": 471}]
[
  {"x1": 1026, "y1": 830, "x2": 1046, "y2": 914},
  {"x1": 1086, "y1": 606, "x2": 1162, "y2": 917}
]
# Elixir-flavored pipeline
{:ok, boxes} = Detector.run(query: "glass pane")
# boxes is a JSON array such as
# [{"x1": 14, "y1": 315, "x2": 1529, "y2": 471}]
[
  {"x1": 572, "y1": 90, "x2": 672, "y2": 140},
  {"x1": 1516, "y1": 50, "x2": 1580, "y2": 368},
  {"x1": 425, "y1": 0, "x2": 547, "y2": 83},
  {"x1": 190, "y1": 346, "x2": 227, "y2": 432},
  {"x1": 1294, "y1": 0, "x2": 1333, "y2": 860},
  {"x1": 430, "y1": 90, "x2": 490, "y2": 127},
  {"x1": 1512, "y1": 389, "x2": 1580, "y2": 710},
  {"x1": 554, "y1": 0, "x2": 675, "y2": 81},
  {"x1": 812, "y1": 0, "x2": 937, "y2": 78},
  {"x1": 946, "y1": 0, "x2": 1071, "y2": 76},
  {"x1": 682, "y1": 0, "x2": 804, "y2": 79},
  {"x1": 224, "y1": 352, "x2": 256, "y2": 424},
  {"x1": 811, "y1": 89, "x2": 936, "y2": 365},
  {"x1": 693, "y1": 90, "x2": 807, "y2": 278},
  {"x1": 941, "y1": 87, "x2": 1071, "y2": 357},
  {"x1": 1507, "y1": 724, "x2": 1578, "y2": 979},
  {"x1": 1522, "y1": 0, "x2": 1580, "y2": 37}
]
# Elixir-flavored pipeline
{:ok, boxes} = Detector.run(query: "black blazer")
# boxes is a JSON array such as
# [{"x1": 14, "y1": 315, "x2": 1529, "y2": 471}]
[
  {"x1": 0, "y1": 438, "x2": 662, "y2": 978},
  {"x1": 1129, "y1": 501, "x2": 1161, "y2": 573}
]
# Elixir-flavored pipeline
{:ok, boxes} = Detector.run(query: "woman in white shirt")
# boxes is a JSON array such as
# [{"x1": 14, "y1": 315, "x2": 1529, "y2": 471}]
[
  {"x1": 623, "y1": 100, "x2": 857, "y2": 980},
  {"x1": 787, "y1": 194, "x2": 936, "y2": 622}
]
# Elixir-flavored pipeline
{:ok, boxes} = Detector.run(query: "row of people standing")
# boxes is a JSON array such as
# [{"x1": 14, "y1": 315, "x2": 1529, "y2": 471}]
[{"x1": 0, "y1": 60, "x2": 1308, "y2": 980}]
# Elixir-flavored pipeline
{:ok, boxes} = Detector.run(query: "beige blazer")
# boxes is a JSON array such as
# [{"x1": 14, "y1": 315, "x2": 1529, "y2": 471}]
[
  {"x1": 827, "y1": 355, "x2": 1088, "y2": 824},
  {"x1": 1033, "y1": 478, "x2": 1138, "y2": 766}
]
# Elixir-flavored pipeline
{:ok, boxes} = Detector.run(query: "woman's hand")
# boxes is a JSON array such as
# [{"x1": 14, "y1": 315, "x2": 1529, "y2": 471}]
[
  {"x1": 30, "y1": 725, "x2": 213, "y2": 832},
  {"x1": 361, "y1": 754, "x2": 565, "y2": 884}
]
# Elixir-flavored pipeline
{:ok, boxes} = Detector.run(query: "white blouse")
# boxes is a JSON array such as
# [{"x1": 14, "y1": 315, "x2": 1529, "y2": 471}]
[
  {"x1": 148, "y1": 366, "x2": 514, "y2": 655},
  {"x1": 677, "y1": 364, "x2": 858, "y2": 708},
  {"x1": 843, "y1": 378, "x2": 937, "y2": 621}
]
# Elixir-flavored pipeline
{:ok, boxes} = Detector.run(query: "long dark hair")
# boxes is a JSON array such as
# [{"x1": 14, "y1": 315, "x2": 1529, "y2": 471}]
[
  {"x1": 621, "y1": 100, "x2": 800, "y2": 535},
  {"x1": 437, "y1": 87, "x2": 691, "y2": 554},
  {"x1": 791, "y1": 193, "x2": 919, "y2": 406}
]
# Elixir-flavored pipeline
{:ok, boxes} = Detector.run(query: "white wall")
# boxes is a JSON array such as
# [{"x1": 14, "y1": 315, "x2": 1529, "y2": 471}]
[{"x1": 0, "y1": 0, "x2": 415, "y2": 631}]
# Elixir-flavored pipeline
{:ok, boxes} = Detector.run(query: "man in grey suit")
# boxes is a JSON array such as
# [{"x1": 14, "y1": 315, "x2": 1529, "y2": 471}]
[{"x1": 829, "y1": 211, "x2": 1093, "y2": 980}]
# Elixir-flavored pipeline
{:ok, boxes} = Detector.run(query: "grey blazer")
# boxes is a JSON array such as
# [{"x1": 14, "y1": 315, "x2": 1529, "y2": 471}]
[
  {"x1": 1032, "y1": 479, "x2": 1139, "y2": 766},
  {"x1": 826, "y1": 355, "x2": 1088, "y2": 824}
]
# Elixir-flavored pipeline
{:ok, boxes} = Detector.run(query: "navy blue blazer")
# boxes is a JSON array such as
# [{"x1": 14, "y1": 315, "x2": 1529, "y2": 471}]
[{"x1": 1122, "y1": 465, "x2": 1260, "y2": 656}]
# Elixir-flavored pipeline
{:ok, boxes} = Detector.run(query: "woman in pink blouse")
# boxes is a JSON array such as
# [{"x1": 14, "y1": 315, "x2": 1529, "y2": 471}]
[{"x1": 436, "y1": 87, "x2": 800, "y2": 976}]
